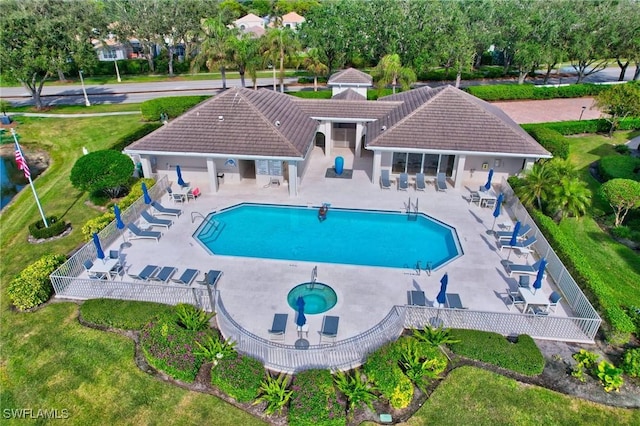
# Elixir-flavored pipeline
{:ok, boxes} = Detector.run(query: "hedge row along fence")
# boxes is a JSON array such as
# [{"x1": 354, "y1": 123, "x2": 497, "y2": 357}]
[
  {"x1": 465, "y1": 82, "x2": 618, "y2": 101},
  {"x1": 140, "y1": 96, "x2": 210, "y2": 121}
]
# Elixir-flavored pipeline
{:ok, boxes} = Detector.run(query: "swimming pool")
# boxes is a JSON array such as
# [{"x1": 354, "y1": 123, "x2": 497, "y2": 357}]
[{"x1": 195, "y1": 203, "x2": 463, "y2": 270}]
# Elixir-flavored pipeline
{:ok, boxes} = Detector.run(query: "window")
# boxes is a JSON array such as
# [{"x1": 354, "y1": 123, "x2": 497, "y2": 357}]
[
  {"x1": 392, "y1": 152, "x2": 456, "y2": 176},
  {"x1": 104, "y1": 49, "x2": 117, "y2": 59},
  {"x1": 392, "y1": 152, "x2": 406, "y2": 173}
]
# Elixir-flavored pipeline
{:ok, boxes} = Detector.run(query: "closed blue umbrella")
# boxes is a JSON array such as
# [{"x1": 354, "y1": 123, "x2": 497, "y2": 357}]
[
  {"x1": 506, "y1": 221, "x2": 522, "y2": 261},
  {"x1": 533, "y1": 258, "x2": 547, "y2": 294},
  {"x1": 484, "y1": 169, "x2": 494, "y2": 191},
  {"x1": 491, "y1": 193, "x2": 504, "y2": 232},
  {"x1": 114, "y1": 204, "x2": 125, "y2": 230},
  {"x1": 436, "y1": 273, "x2": 448, "y2": 307},
  {"x1": 176, "y1": 165, "x2": 185, "y2": 187},
  {"x1": 141, "y1": 182, "x2": 152, "y2": 204},
  {"x1": 295, "y1": 296, "x2": 306, "y2": 327},
  {"x1": 92, "y1": 233, "x2": 105, "y2": 261}
]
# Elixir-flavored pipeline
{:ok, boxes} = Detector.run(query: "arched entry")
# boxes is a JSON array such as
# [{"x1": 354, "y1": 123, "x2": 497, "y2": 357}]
[{"x1": 315, "y1": 132, "x2": 326, "y2": 150}]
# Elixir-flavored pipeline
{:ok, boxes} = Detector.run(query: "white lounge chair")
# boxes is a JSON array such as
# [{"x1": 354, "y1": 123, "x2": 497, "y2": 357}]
[
  {"x1": 495, "y1": 224, "x2": 532, "y2": 241},
  {"x1": 436, "y1": 173, "x2": 447, "y2": 191},
  {"x1": 380, "y1": 169, "x2": 392, "y2": 189},
  {"x1": 151, "y1": 201, "x2": 182, "y2": 218},
  {"x1": 498, "y1": 236, "x2": 537, "y2": 252},
  {"x1": 141, "y1": 211, "x2": 172, "y2": 229},
  {"x1": 505, "y1": 259, "x2": 544, "y2": 276},
  {"x1": 127, "y1": 223, "x2": 161, "y2": 241}
]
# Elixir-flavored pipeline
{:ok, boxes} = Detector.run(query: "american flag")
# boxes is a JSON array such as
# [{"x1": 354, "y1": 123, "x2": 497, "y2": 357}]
[{"x1": 14, "y1": 142, "x2": 31, "y2": 179}]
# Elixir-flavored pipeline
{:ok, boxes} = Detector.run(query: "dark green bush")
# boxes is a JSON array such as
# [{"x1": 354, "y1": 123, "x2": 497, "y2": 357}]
[
  {"x1": 612, "y1": 226, "x2": 632, "y2": 240},
  {"x1": 598, "y1": 156, "x2": 640, "y2": 181},
  {"x1": 8, "y1": 254, "x2": 66, "y2": 310},
  {"x1": 531, "y1": 210, "x2": 635, "y2": 343},
  {"x1": 615, "y1": 144, "x2": 632, "y2": 155},
  {"x1": 140, "y1": 96, "x2": 210, "y2": 121},
  {"x1": 288, "y1": 369, "x2": 346, "y2": 426},
  {"x1": 621, "y1": 348, "x2": 640, "y2": 378},
  {"x1": 111, "y1": 122, "x2": 162, "y2": 152},
  {"x1": 523, "y1": 118, "x2": 640, "y2": 136},
  {"x1": 80, "y1": 299, "x2": 174, "y2": 330},
  {"x1": 447, "y1": 330, "x2": 544, "y2": 376},
  {"x1": 466, "y1": 82, "x2": 611, "y2": 101},
  {"x1": 523, "y1": 126, "x2": 569, "y2": 159},
  {"x1": 297, "y1": 76, "x2": 328, "y2": 84},
  {"x1": 28, "y1": 216, "x2": 69, "y2": 239},
  {"x1": 362, "y1": 339, "x2": 414, "y2": 409},
  {"x1": 288, "y1": 90, "x2": 332, "y2": 99},
  {"x1": 70, "y1": 150, "x2": 135, "y2": 196},
  {"x1": 210, "y1": 353, "x2": 264, "y2": 403}
]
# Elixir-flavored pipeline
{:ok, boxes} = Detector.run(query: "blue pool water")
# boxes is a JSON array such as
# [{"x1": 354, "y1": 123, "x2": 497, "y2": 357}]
[
  {"x1": 287, "y1": 283, "x2": 337, "y2": 314},
  {"x1": 195, "y1": 203, "x2": 463, "y2": 270}
]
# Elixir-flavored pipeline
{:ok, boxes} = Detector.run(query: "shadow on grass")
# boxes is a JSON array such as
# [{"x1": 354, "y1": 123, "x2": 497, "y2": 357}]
[
  {"x1": 59, "y1": 192, "x2": 85, "y2": 220},
  {"x1": 586, "y1": 230, "x2": 640, "y2": 278}
]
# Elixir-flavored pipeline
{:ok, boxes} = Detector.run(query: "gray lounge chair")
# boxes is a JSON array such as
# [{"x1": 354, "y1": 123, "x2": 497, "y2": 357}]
[
  {"x1": 495, "y1": 224, "x2": 532, "y2": 241},
  {"x1": 415, "y1": 173, "x2": 426, "y2": 191},
  {"x1": 268, "y1": 313, "x2": 288, "y2": 340},
  {"x1": 408, "y1": 290, "x2": 426, "y2": 306},
  {"x1": 498, "y1": 236, "x2": 537, "y2": 252},
  {"x1": 141, "y1": 210, "x2": 172, "y2": 229},
  {"x1": 436, "y1": 173, "x2": 447, "y2": 191},
  {"x1": 320, "y1": 315, "x2": 339, "y2": 343},
  {"x1": 195, "y1": 269, "x2": 223, "y2": 286},
  {"x1": 127, "y1": 223, "x2": 161, "y2": 241},
  {"x1": 380, "y1": 169, "x2": 392, "y2": 189},
  {"x1": 128, "y1": 264, "x2": 160, "y2": 281},
  {"x1": 398, "y1": 173, "x2": 408, "y2": 191},
  {"x1": 151, "y1": 201, "x2": 182, "y2": 218},
  {"x1": 149, "y1": 266, "x2": 176, "y2": 282},
  {"x1": 505, "y1": 259, "x2": 544, "y2": 276},
  {"x1": 171, "y1": 268, "x2": 199, "y2": 285}
]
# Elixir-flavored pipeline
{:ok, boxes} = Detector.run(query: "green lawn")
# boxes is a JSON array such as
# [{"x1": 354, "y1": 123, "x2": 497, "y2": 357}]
[{"x1": 6, "y1": 103, "x2": 141, "y2": 114}]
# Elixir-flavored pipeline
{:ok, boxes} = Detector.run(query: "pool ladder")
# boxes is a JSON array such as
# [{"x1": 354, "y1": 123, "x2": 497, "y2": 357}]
[{"x1": 406, "y1": 197, "x2": 419, "y2": 221}]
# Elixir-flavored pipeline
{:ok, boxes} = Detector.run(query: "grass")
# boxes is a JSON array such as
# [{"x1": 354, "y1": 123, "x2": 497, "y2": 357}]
[
  {"x1": 5, "y1": 103, "x2": 141, "y2": 114},
  {"x1": 80, "y1": 299, "x2": 175, "y2": 330},
  {"x1": 398, "y1": 366, "x2": 640, "y2": 425}
]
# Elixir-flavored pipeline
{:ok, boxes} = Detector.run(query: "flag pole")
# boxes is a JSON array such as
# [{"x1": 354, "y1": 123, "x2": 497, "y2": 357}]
[{"x1": 11, "y1": 129, "x2": 48, "y2": 228}]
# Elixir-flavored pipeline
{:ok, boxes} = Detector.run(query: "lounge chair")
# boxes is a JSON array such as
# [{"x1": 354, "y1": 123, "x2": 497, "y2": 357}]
[
  {"x1": 151, "y1": 201, "x2": 182, "y2": 218},
  {"x1": 495, "y1": 224, "x2": 532, "y2": 241},
  {"x1": 127, "y1": 223, "x2": 162, "y2": 241},
  {"x1": 171, "y1": 268, "x2": 200, "y2": 285},
  {"x1": 195, "y1": 269, "x2": 223, "y2": 286},
  {"x1": 149, "y1": 266, "x2": 176, "y2": 282},
  {"x1": 268, "y1": 313, "x2": 288, "y2": 340},
  {"x1": 415, "y1": 173, "x2": 426, "y2": 191},
  {"x1": 128, "y1": 264, "x2": 160, "y2": 281},
  {"x1": 398, "y1": 173, "x2": 408, "y2": 191},
  {"x1": 408, "y1": 290, "x2": 427, "y2": 306},
  {"x1": 498, "y1": 236, "x2": 537, "y2": 252},
  {"x1": 505, "y1": 259, "x2": 544, "y2": 277},
  {"x1": 320, "y1": 315, "x2": 340, "y2": 343},
  {"x1": 380, "y1": 169, "x2": 392, "y2": 189},
  {"x1": 141, "y1": 211, "x2": 172, "y2": 229},
  {"x1": 436, "y1": 173, "x2": 447, "y2": 191}
]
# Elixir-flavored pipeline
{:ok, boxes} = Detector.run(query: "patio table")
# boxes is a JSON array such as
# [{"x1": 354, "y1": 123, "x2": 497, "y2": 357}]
[
  {"x1": 88, "y1": 258, "x2": 120, "y2": 280},
  {"x1": 518, "y1": 287, "x2": 549, "y2": 313},
  {"x1": 173, "y1": 186, "x2": 191, "y2": 202},
  {"x1": 478, "y1": 188, "x2": 497, "y2": 207}
]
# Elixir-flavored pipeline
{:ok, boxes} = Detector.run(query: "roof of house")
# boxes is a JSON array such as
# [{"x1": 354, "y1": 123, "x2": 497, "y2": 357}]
[
  {"x1": 366, "y1": 85, "x2": 551, "y2": 157},
  {"x1": 126, "y1": 88, "x2": 318, "y2": 158},
  {"x1": 244, "y1": 26, "x2": 265, "y2": 37},
  {"x1": 328, "y1": 68, "x2": 373, "y2": 87},
  {"x1": 282, "y1": 11, "x2": 305, "y2": 23},
  {"x1": 292, "y1": 98, "x2": 401, "y2": 121},
  {"x1": 331, "y1": 88, "x2": 366, "y2": 101},
  {"x1": 234, "y1": 13, "x2": 263, "y2": 25}
]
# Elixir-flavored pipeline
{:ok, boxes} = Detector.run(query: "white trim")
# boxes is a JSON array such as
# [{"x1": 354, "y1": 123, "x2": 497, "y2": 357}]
[
  {"x1": 366, "y1": 146, "x2": 552, "y2": 159},
  {"x1": 308, "y1": 116, "x2": 377, "y2": 123},
  {"x1": 124, "y1": 150, "x2": 304, "y2": 162}
]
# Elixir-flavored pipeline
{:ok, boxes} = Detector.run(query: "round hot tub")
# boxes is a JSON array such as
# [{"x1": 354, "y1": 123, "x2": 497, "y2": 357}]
[{"x1": 287, "y1": 283, "x2": 337, "y2": 315}]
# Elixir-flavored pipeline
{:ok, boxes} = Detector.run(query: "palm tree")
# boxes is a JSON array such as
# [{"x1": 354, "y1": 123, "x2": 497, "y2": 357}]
[
  {"x1": 262, "y1": 28, "x2": 301, "y2": 93},
  {"x1": 548, "y1": 176, "x2": 591, "y2": 220},
  {"x1": 518, "y1": 162, "x2": 552, "y2": 211},
  {"x1": 191, "y1": 16, "x2": 235, "y2": 89},
  {"x1": 229, "y1": 34, "x2": 261, "y2": 88},
  {"x1": 303, "y1": 49, "x2": 329, "y2": 92},
  {"x1": 371, "y1": 54, "x2": 417, "y2": 94}
]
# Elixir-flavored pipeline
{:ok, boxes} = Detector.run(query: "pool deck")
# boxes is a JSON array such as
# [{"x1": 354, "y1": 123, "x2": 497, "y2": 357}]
[{"x1": 105, "y1": 147, "x2": 567, "y2": 346}]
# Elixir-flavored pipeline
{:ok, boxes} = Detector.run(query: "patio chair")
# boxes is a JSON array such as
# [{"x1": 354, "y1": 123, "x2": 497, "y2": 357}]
[
  {"x1": 320, "y1": 315, "x2": 340, "y2": 343},
  {"x1": 108, "y1": 250, "x2": 123, "y2": 279},
  {"x1": 549, "y1": 291, "x2": 562, "y2": 312},
  {"x1": 505, "y1": 258, "x2": 543, "y2": 276},
  {"x1": 149, "y1": 266, "x2": 177, "y2": 283},
  {"x1": 171, "y1": 268, "x2": 200, "y2": 285},
  {"x1": 186, "y1": 187, "x2": 200, "y2": 201},
  {"x1": 518, "y1": 275, "x2": 530, "y2": 288},
  {"x1": 195, "y1": 269, "x2": 223, "y2": 286},
  {"x1": 436, "y1": 173, "x2": 447, "y2": 192},
  {"x1": 398, "y1": 173, "x2": 409, "y2": 191},
  {"x1": 498, "y1": 236, "x2": 537, "y2": 252},
  {"x1": 380, "y1": 169, "x2": 392, "y2": 189},
  {"x1": 507, "y1": 290, "x2": 525, "y2": 311},
  {"x1": 495, "y1": 224, "x2": 532, "y2": 241},
  {"x1": 166, "y1": 186, "x2": 173, "y2": 202},
  {"x1": 484, "y1": 198, "x2": 496, "y2": 209},
  {"x1": 83, "y1": 259, "x2": 106, "y2": 280},
  {"x1": 408, "y1": 290, "x2": 427, "y2": 306},
  {"x1": 268, "y1": 313, "x2": 288, "y2": 340},
  {"x1": 127, "y1": 223, "x2": 162, "y2": 242},
  {"x1": 151, "y1": 201, "x2": 182, "y2": 218},
  {"x1": 469, "y1": 191, "x2": 480, "y2": 205},
  {"x1": 529, "y1": 305, "x2": 550, "y2": 316},
  {"x1": 415, "y1": 173, "x2": 426, "y2": 191},
  {"x1": 141, "y1": 211, "x2": 173, "y2": 229}
]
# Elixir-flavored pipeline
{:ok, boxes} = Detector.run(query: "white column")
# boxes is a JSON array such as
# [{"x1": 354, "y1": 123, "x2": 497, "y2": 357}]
[
  {"x1": 287, "y1": 162, "x2": 298, "y2": 196},
  {"x1": 139, "y1": 156, "x2": 152, "y2": 179},
  {"x1": 453, "y1": 154, "x2": 466, "y2": 189},
  {"x1": 523, "y1": 158, "x2": 535, "y2": 171},
  {"x1": 318, "y1": 121, "x2": 332, "y2": 158},
  {"x1": 372, "y1": 151, "x2": 382, "y2": 184},
  {"x1": 207, "y1": 158, "x2": 218, "y2": 192},
  {"x1": 355, "y1": 123, "x2": 364, "y2": 157}
]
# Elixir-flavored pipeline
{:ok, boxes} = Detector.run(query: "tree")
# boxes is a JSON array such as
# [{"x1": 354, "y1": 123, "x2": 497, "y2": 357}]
[
  {"x1": 262, "y1": 27, "x2": 300, "y2": 93},
  {"x1": 371, "y1": 54, "x2": 416, "y2": 94},
  {"x1": 600, "y1": 179, "x2": 640, "y2": 227},
  {"x1": 548, "y1": 176, "x2": 591, "y2": 220},
  {"x1": 192, "y1": 15, "x2": 236, "y2": 89},
  {"x1": 0, "y1": 0, "x2": 105, "y2": 109},
  {"x1": 593, "y1": 83, "x2": 640, "y2": 136},
  {"x1": 517, "y1": 162, "x2": 553, "y2": 211},
  {"x1": 607, "y1": 0, "x2": 640, "y2": 81},
  {"x1": 229, "y1": 34, "x2": 261, "y2": 88},
  {"x1": 303, "y1": 49, "x2": 328, "y2": 91},
  {"x1": 70, "y1": 150, "x2": 135, "y2": 198}
]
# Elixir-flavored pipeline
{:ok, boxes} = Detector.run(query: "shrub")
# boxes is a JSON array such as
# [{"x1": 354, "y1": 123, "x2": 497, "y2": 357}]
[
  {"x1": 288, "y1": 369, "x2": 346, "y2": 426},
  {"x1": 571, "y1": 349, "x2": 600, "y2": 382},
  {"x1": 523, "y1": 126, "x2": 569, "y2": 159},
  {"x1": 596, "y1": 361, "x2": 624, "y2": 392},
  {"x1": 621, "y1": 348, "x2": 640, "y2": 378},
  {"x1": 140, "y1": 96, "x2": 209, "y2": 121},
  {"x1": 194, "y1": 333, "x2": 236, "y2": 362},
  {"x1": 28, "y1": 216, "x2": 69, "y2": 239},
  {"x1": 448, "y1": 330, "x2": 545, "y2": 376},
  {"x1": 70, "y1": 150, "x2": 135, "y2": 197},
  {"x1": 466, "y1": 82, "x2": 611, "y2": 101},
  {"x1": 174, "y1": 303, "x2": 214, "y2": 331},
  {"x1": 140, "y1": 312, "x2": 210, "y2": 382},
  {"x1": 8, "y1": 254, "x2": 67, "y2": 310},
  {"x1": 612, "y1": 226, "x2": 632, "y2": 239},
  {"x1": 412, "y1": 325, "x2": 460, "y2": 346},
  {"x1": 79, "y1": 299, "x2": 174, "y2": 330},
  {"x1": 254, "y1": 373, "x2": 293, "y2": 415},
  {"x1": 363, "y1": 339, "x2": 414, "y2": 408},
  {"x1": 333, "y1": 369, "x2": 377, "y2": 413},
  {"x1": 288, "y1": 90, "x2": 332, "y2": 99},
  {"x1": 399, "y1": 338, "x2": 448, "y2": 391},
  {"x1": 297, "y1": 76, "x2": 328, "y2": 84},
  {"x1": 598, "y1": 155, "x2": 640, "y2": 182},
  {"x1": 615, "y1": 144, "x2": 631, "y2": 155},
  {"x1": 210, "y1": 354, "x2": 264, "y2": 403}
]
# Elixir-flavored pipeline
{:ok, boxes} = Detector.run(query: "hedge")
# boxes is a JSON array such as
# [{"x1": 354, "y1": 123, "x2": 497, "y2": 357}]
[
  {"x1": 8, "y1": 254, "x2": 67, "y2": 310},
  {"x1": 210, "y1": 354, "x2": 264, "y2": 403},
  {"x1": 140, "y1": 96, "x2": 210, "y2": 121},
  {"x1": 523, "y1": 126, "x2": 569, "y2": 159},
  {"x1": 28, "y1": 215, "x2": 69, "y2": 239},
  {"x1": 288, "y1": 369, "x2": 346, "y2": 426},
  {"x1": 598, "y1": 156, "x2": 640, "y2": 182},
  {"x1": 363, "y1": 339, "x2": 414, "y2": 409},
  {"x1": 523, "y1": 117, "x2": 640, "y2": 136},
  {"x1": 465, "y1": 82, "x2": 613, "y2": 101},
  {"x1": 289, "y1": 90, "x2": 332, "y2": 99},
  {"x1": 80, "y1": 299, "x2": 174, "y2": 330},
  {"x1": 448, "y1": 330, "x2": 545, "y2": 376},
  {"x1": 531, "y1": 210, "x2": 635, "y2": 343}
]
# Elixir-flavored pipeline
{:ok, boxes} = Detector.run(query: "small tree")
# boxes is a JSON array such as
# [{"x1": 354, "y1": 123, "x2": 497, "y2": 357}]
[
  {"x1": 303, "y1": 48, "x2": 329, "y2": 92},
  {"x1": 600, "y1": 179, "x2": 640, "y2": 227},
  {"x1": 371, "y1": 54, "x2": 417, "y2": 94},
  {"x1": 593, "y1": 83, "x2": 640, "y2": 137},
  {"x1": 70, "y1": 150, "x2": 134, "y2": 198}
]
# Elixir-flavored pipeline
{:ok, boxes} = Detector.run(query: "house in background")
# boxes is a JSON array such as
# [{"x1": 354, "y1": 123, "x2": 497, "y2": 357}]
[
  {"x1": 281, "y1": 11, "x2": 305, "y2": 30},
  {"x1": 233, "y1": 13, "x2": 265, "y2": 32}
]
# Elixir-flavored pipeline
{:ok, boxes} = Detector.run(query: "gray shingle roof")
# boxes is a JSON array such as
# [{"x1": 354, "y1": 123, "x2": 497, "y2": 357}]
[
  {"x1": 367, "y1": 85, "x2": 551, "y2": 157},
  {"x1": 331, "y1": 88, "x2": 366, "y2": 101},
  {"x1": 126, "y1": 88, "x2": 318, "y2": 158},
  {"x1": 328, "y1": 68, "x2": 373, "y2": 86},
  {"x1": 292, "y1": 98, "x2": 401, "y2": 120}
]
